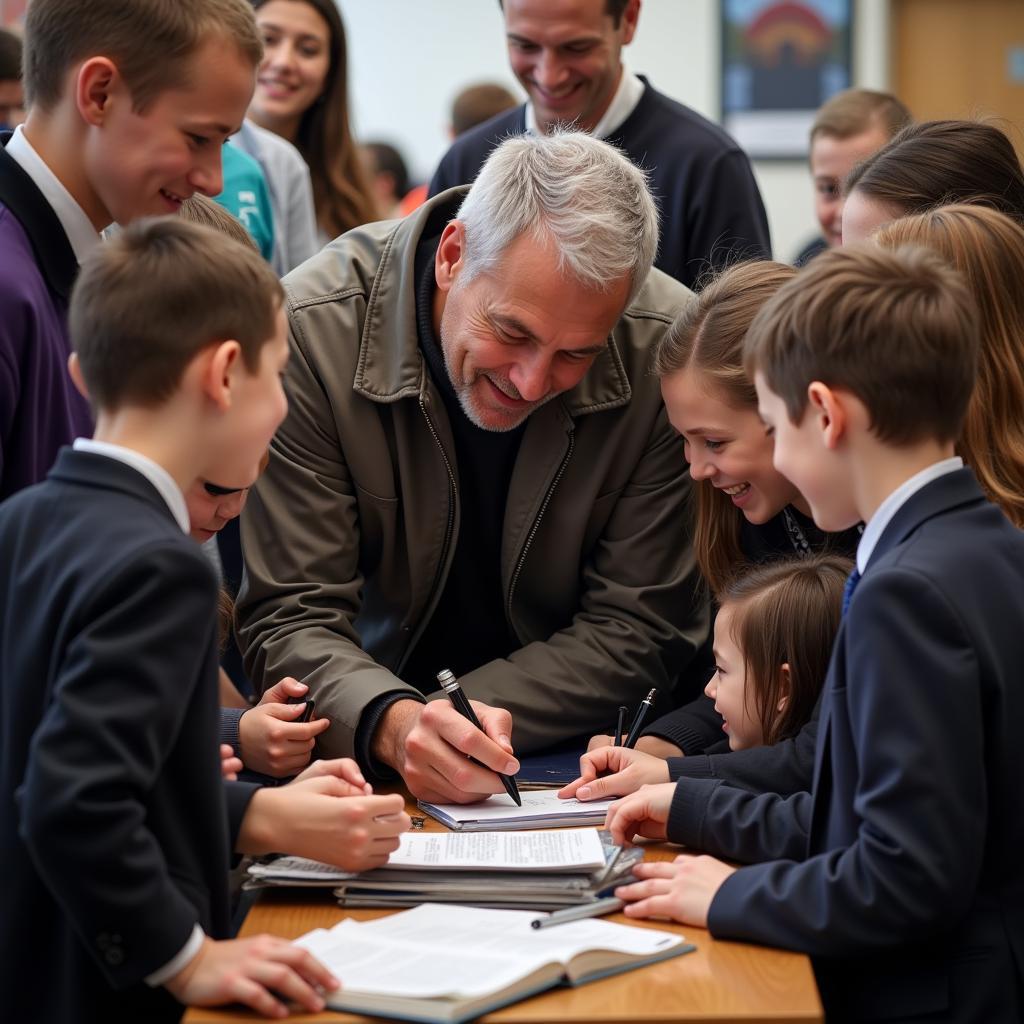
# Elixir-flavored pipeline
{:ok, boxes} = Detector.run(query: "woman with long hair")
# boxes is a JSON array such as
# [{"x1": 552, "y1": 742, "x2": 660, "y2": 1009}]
[
  {"x1": 249, "y1": 0, "x2": 378, "y2": 243},
  {"x1": 875, "y1": 204, "x2": 1024, "y2": 527}
]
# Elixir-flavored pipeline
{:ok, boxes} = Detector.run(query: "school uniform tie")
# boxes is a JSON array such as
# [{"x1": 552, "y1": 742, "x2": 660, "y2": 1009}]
[{"x1": 841, "y1": 567, "x2": 861, "y2": 617}]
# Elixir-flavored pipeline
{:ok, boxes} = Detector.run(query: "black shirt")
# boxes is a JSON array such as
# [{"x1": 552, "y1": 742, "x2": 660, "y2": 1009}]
[{"x1": 398, "y1": 233, "x2": 526, "y2": 692}]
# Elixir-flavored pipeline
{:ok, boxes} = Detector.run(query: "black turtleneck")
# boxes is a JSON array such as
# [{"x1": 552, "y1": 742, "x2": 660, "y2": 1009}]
[{"x1": 399, "y1": 233, "x2": 526, "y2": 692}]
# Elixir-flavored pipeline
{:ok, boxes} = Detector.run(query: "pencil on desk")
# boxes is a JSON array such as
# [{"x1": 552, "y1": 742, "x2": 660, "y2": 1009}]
[{"x1": 532, "y1": 896, "x2": 626, "y2": 929}]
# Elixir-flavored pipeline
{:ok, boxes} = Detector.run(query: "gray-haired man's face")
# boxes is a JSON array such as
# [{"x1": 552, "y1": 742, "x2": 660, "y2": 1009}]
[{"x1": 433, "y1": 224, "x2": 630, "y2": 432}]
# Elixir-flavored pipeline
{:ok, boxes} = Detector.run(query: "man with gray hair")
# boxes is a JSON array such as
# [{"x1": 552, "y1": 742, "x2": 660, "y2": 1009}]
[{"x1": 238, "y1": 131, "x2": 708, "y2": 803}]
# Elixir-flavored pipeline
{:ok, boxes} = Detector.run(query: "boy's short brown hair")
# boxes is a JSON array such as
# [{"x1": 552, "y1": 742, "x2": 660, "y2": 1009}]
[
  {"x1": 810, "y1": 88, "x2": 912, "y2": 144},
  {"x1": 178, "y1": 193, "x2": 259, "y2": 252},
  {"x1": 744, "y1": 244, "x2": 978, "y2": 445},
  {"x1": 24, "y1": 0, "x2": 261, "y2": 112},
  {"x1": 70, "y1": 218, "x2": 284, "y2": 412}
]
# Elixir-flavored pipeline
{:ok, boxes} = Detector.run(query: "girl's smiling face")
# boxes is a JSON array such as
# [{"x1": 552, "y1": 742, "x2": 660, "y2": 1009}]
[
  {"x1": 661, "y1": 366, "x2": 803, "y2": 525},
  {"x1": 704, "y1": 603, "x2": 765, "y2": 750}
]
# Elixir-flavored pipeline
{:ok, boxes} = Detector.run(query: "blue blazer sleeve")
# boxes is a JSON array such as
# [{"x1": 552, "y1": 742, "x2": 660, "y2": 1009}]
[{"x1": 707, "y1": 567, "x2": 987, "y2": 956}]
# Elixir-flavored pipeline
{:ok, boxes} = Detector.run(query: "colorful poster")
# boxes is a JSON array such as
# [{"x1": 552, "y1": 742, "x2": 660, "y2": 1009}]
[{"x1": 722, "y1": 0, "x2": 853, "y2": 159}]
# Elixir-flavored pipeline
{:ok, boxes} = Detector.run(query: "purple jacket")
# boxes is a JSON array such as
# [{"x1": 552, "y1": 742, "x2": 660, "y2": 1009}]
[{"x1": 0, "y1": 138, "x2": 93, "y2": 501}]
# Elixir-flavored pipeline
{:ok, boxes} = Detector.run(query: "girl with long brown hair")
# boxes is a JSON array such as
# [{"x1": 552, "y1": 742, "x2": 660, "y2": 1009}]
[
  {"x1": 874, "y1": 204, "x2": 1024, "y2": 527},
  {"x1": 249, "y1": 0, "x2": 378, "y2": 243}
]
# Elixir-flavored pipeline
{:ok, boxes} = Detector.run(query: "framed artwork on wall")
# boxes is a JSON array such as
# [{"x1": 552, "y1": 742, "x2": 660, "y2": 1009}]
[{"x1": 722, "y1": 0, "x2": 854, "y2": 159}]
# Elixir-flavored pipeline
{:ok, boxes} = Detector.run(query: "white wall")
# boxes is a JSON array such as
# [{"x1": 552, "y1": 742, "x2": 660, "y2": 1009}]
[{"x1": 338, "y1": 0, "x2": 890, "y2": 263}]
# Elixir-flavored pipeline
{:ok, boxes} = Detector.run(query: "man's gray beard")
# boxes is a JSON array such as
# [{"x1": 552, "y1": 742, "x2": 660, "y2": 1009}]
[{"x1": 440, "y1": 327, "x2": 552, "y2": 432}]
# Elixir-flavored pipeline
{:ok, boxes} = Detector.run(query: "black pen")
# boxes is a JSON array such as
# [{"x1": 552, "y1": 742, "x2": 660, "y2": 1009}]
[
  {"x1": 436, "y1": 669, "x2": 521, "y2": 806},
  {"x1": 623, "y1": 689, "x2": 657, "y2": 749},
  {"x1": 614, "y1": 705, "x2": 628, "y2": 747}
]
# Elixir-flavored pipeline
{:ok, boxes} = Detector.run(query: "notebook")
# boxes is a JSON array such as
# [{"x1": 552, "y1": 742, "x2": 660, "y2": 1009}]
[
  {"x1": 294, "y1": 902, "x2": 694, "y2": 1024},
  {"x1": 419, "y1": 789, "x2": 613, "y2": 831}
]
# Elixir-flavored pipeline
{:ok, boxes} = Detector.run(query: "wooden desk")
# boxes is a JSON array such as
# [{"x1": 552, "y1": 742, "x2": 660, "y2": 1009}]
[{"x1": 186, "y1": 796, "x2": 822, "y2": 1024}]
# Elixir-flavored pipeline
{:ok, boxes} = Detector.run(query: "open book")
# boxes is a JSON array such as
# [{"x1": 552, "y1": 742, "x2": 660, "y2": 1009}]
[{"x1": 295, "y1": 903, "x2": 694, "y2": 1024}]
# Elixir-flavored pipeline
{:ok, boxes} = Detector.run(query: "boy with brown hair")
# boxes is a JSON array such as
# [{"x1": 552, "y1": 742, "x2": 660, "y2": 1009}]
[
  {"x1": 605, "y1": 244, "x2": 1024, "y2": 1022},
  {"x1": 0, "y1": 0, "x2": 260, "y2": 500},
  {"x1": 0, "y1": 218, "x2": 409, "y2": 1023}
]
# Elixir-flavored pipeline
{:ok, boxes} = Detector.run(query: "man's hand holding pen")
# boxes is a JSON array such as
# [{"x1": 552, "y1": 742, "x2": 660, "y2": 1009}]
[{"x1": 371, "y1": 697, "x2": 520, "y2": 804}]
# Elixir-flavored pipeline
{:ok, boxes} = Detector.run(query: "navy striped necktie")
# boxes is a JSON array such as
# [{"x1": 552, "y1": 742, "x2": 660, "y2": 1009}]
[{"x1": 842, "y1": 568, "x2": 861, "y2": 618}]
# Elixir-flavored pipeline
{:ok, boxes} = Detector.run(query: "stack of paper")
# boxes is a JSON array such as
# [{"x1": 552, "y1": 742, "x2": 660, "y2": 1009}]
[
  {"x1": 294, "y1": 903, "x2": 694, "y2": 1023},
  {"x1": 247, "y1": 828, "x2": 643, "y2": 911},
  {"x1": 418, "y1": 789, "x2": 614, "y2": 831}
]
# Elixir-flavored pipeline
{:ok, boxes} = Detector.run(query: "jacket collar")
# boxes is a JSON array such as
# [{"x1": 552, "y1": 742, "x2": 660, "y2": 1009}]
[
  {"x1": 0, "y1": 132, "x2": 78, "y2": 303},
  {"x1": 352, "y1": 188, "x2": 633, "y2": 418},
  {"x1": 47, "y1": 447, "x2": 182, "y2": 528},
  {"x1": 865, "y1": 467, "x2": 986, "y2": 572}
]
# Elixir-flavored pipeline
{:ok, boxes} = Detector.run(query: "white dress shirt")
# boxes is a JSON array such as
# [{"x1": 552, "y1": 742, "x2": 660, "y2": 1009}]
[
  {"x1": 5, "y1": 125, "x2": 103, "y2": 264},
  {"x1": 856, "y1": 457, "x2": 964, "y2": 574},
  {"x1": 526, "y1": 63, "x2": 645, "y2": 139}
]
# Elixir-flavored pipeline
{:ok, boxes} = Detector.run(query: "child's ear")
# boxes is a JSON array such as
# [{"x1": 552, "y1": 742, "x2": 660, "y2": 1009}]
[
  {"x1": 777, "y1": 662, "x2": 792, "y2": 713},
  {"x1": 75, "y1": 57, "x2": 120, "y2": 127},
  {"x1": 806, "y1": 381, "x2": 846, "y2": 450},
  {"x1": 434, "y1": 221, "x2": 467, "y2": 295},
  {"x1": 202, "y1": 340, "x2": 243, "y2": 411},
  {"x1": 67, "y1": 354, "x2": 90, "y2": 399}
]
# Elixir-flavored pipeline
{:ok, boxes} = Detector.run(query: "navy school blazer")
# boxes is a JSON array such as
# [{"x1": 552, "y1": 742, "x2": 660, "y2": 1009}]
[
  {"x1": 669, "y1": 469, "x2": 1024, "y2": 1022},
  {"x1": 0, "y1": 450, "x2": 259, "y2": 1023}
]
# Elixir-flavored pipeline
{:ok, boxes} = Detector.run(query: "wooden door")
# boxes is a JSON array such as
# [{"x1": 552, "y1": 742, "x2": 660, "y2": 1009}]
[{"x1": 892, "y1": 0, "x2": 1024, "y2": 158}]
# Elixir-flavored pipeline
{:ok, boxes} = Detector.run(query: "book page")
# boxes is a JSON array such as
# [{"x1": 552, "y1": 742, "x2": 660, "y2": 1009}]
[
  {"x1": 295, "y1": 905, "x2": 683, "y2": 1000},
  {"x1": 361, "y1": 903, "x2": 682, "y2": 963},
  {"x1": 423, "y1": 789, "x2": 614, "y2": 823},
  {"x1": 382, "y1": 828, "x2": 605, "y2": 871}
]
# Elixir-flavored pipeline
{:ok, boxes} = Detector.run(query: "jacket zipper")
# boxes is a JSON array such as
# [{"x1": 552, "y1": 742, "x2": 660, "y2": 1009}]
[
  {"x1": 401, "y1": 395, "x2": 457, "y2": 667},
  {"x1": 506, "y1": 431, "x2": 575, "y2": 629}
]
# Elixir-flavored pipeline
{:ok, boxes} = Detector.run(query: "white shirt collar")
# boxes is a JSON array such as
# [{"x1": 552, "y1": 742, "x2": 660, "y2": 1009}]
[
  {"x1": 856, "y1": 456, "x2": 964, "y2": 573},
  {"x1": 5, "y1": 125, "x2": 104, "y2": 265},
  {"x1": 72, "y1": 438, "x2": 191, "y2": 535},
  {"x1": 525, "y1": 65, "x2": 645, "y2": 139}
]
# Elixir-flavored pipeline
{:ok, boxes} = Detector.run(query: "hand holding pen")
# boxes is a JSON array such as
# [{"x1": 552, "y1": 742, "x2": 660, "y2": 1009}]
[{"x1": 437, "y1": 669, "x2": 521, "y2": 806}]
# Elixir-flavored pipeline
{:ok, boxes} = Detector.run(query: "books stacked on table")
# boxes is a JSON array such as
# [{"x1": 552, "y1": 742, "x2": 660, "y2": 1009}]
[
  {"x1": 294, "y1": 902, "x2": 694, "y2": 1024},
  {"x1": 247, "y1": 828, "x2": 643, "y2": 912}
]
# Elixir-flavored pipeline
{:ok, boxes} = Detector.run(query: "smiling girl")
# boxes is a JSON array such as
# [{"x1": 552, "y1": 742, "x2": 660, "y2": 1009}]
[
  {"x1": 705, "y1": 556, "x2": 849, "y2": 752},
  {"x1": 248, "y1": 0, "x2": 377, "y2": 242}
]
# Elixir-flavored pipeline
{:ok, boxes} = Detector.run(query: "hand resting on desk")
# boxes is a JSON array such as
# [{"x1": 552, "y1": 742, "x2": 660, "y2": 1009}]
[
  {"x1": 559, "y1": 745, "x2": 670, "y2": 801},
  {"x1": 165, "y1": 932, "x2": 339, "y2": 1019},
  {"x1": 605, "y1": 782, "x2": 737, "y2": 928},
  {"x1": 372, "y1": 697, "x2": 520, "y2": 804}
]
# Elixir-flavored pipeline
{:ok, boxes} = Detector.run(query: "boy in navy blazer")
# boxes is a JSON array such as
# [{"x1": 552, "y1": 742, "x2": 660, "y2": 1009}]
[
  {"x1": 0, "y1": 219, "x2": 409, "y2": 1023},
  {"x1": 605, "y1": 244, "x2": 1024, "y2": 1022}
]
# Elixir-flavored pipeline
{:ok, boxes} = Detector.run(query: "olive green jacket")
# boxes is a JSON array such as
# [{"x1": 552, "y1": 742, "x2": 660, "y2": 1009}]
[{"x1": 237, "y1": 191, "x2": 708, "y2": 757}]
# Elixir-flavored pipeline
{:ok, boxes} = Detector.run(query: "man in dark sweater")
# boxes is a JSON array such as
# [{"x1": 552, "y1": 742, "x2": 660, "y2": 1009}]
[{"x1": 428, "y1": 0, "x2": 771, "y2": 290}]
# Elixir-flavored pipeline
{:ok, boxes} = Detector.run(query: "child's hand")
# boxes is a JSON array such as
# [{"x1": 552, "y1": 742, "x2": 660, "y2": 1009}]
[
  {"x1": 558, "y1": 746, "x2": 670, "y2": 801},
  {"x1": 586, "y1": 733, "x2": 683, "y2": 758},
  {"x1": 240, "y1": 779, "x2": 410, "y2": 872},
  {"x1": 292, "y1": 757, "x2": 373, "y2": 796},
  {"x1": 238, "y1": 678, "x2": 330, "y2": 778},
  {"x1": 219, "y1": 743, "x2": 243, "y2": 781},
  {"x1": 604, "y1": 781, "x2": 677, "y2": 845},
  {"x1": 164, "y1": 933, "x2": 339, "y2": 1018},
  {"x1": 615, "y1": 855, "x2": 737, "y2": 928}
]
